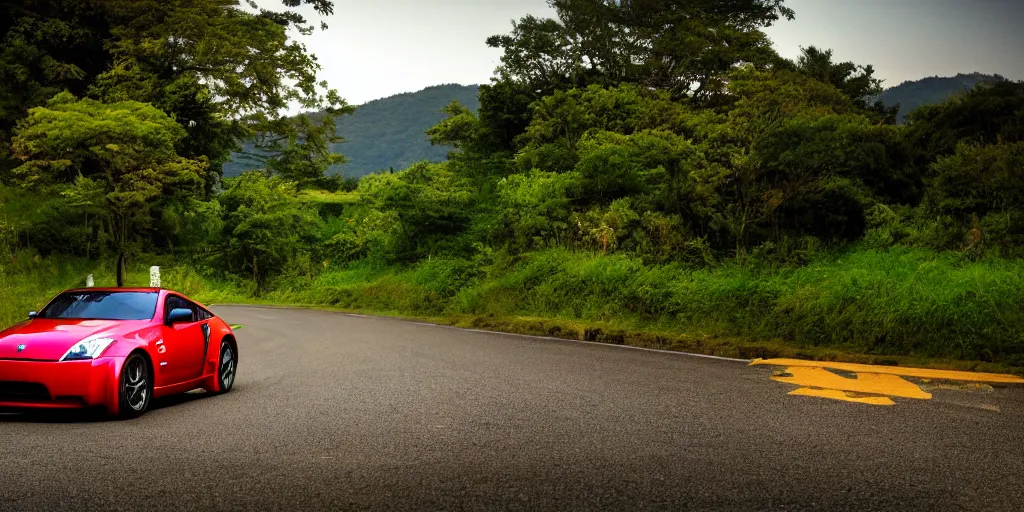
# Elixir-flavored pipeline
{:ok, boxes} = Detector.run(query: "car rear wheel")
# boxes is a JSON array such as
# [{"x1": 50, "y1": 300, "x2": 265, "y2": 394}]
[
  {"x1": 118, "y1": 353, "x2": 151, "y2": 419},
  {"x1": 217, "y1": 340, "x2": 237, "y2": 393}
]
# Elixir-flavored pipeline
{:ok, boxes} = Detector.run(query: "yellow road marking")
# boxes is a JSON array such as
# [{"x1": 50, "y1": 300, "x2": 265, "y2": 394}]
[
  {"x1": 754, "y1": 358, "x2": 1023, "y2": 406},
  {"x1": 772, "y1": 366, "x2": 932, "y2": 400},
  {"x1": 751, "y1": 358, "x2": 1024, "y2": 384},
  {"x1": 788, "y1": 387, "x2": 896, "y2": 406}
]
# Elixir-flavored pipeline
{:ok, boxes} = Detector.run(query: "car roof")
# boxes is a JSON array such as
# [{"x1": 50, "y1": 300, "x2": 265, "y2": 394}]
[
  {"x1": 56, "y1": 287, "x2": 212, "y2": 311},
  {"x1": 63, "y1": 287, "x2": 165, "y2": 293}
]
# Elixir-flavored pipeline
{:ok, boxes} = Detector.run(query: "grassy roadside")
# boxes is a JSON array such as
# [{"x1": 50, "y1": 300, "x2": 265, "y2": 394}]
[{"x1": 3, "y1": 247, "x2": 1023, "y2": 375}]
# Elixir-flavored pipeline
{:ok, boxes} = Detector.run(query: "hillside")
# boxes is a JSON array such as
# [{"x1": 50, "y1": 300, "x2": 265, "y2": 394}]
[
  {"x1": 223, "y1": 83, "x2": 481, "y2": 178},
  {"x1": 877, "y1": 73, "x2": 1004, "y2": 122}
]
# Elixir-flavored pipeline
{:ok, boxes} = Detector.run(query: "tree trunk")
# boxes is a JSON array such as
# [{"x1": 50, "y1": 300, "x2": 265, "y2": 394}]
[
  {"x1": 116, "y1": 251, "x2": 125, "y2": 287},
  {"x1": 113, "y1": 212, "x2": 128, "y2": 287}
]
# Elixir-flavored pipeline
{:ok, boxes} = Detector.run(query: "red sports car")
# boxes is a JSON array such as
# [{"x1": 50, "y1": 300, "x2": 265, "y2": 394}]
[{"x1": 0, "y1": 288, "x2": 238, "y2": 419}]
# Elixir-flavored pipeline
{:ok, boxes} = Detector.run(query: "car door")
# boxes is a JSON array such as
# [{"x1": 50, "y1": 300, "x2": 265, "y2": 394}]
[{"x1": 156, "y1": 295, "x2": 208, "y2": 386}]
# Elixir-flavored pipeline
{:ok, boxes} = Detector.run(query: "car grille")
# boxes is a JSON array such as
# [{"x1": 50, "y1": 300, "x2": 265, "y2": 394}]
[{"x1": 0, "y1": 381, "x2": 51, "y2": 402}]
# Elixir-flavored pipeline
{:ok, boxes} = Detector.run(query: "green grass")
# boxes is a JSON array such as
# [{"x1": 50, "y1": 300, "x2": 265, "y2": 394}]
[
  {"x1": 226, "y1": 248, "x2": 1024, "y2": 369},
  {"x1": 4, "y1": 247, "x2": 1023, "y2": 372},
  {"x1": 0, "y1": 253, "x2": 96, "y2": 328},
  {"x1": 0, "y1": 253, "x2": 248, "y2": 327}
]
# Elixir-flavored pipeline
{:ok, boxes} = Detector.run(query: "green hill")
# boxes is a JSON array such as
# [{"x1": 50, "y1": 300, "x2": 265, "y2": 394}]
[
  {"x1": 877, "y1": 73, "x2": 1004, "y2": 122},
  {"x1": 223, "y1": 83, "x2": 481, "y2": 178}
]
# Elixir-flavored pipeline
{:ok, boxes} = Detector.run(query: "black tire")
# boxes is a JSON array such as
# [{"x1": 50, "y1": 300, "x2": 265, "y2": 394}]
[
  {"x1": 118, "y1": 353, "x2": 151, "y2": 419},
  {"x1": 216, "y1": 340, "x2": 237, "y2": 393}
]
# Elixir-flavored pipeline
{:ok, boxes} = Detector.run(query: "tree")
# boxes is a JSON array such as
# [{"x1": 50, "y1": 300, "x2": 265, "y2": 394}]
[
  {"x1": 514, "y1": 84, "x2": 689, "y2": 173},
  {"x1": 904, "y1": 79, "x2": 1024, "y2": 163},
  {"x1": 2, "y1": 0, "x2": 348, "y2": 189},
  {"x1": 358, "y1": 162, "x2": 475, "y2": 261},
  {"x1": 488, "y1": 0, "x2": 794, "y2": 101},
  {"x1": 474, "y1": 0, "x2": 795, "y2": 159},
  {"x1": 692, "y1": 68, "x2": 912, "y2": 254},
  {"x1": 921, "y1": 142, "x2": 1024, "y2": 253},
  {"x1": 10, "y1": 92, "x2": 207, "y2": 284},
  {"x1": 426, "y1": 101, "x2": 498, "y2": 193},
  {"x1": 792, "y1": 46, "x2": 896, "y2": 120},
  {"x1": 256, "y1": 110, "x2": 353, "y2": 188},
  {"x1": 485, "y1": 16, "x2": 587, "y2": 93},
  {"x1": 90, "y1": 0, "x2": 349, "y2": 188},
  {"x1": 495, "y1": 169, "x2": 581, "y2": 251},
  {"x1": 218, "y1": 171, "x2": 322, "y2": 288},
  {"x1": 476, "y1": 80, "x2": 537, "y2": 153}
]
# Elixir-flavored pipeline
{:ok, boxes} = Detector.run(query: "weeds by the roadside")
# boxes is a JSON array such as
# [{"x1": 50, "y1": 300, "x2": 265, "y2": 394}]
[{"x1": 3, "y1": 246, "x2": 1023, "y2": 368}]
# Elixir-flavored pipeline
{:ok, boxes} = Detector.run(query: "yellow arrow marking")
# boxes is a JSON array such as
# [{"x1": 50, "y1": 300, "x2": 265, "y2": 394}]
[
  {"x1": 753, "y1": 358, "x2": 1024, "y2": 406},
  {"x1": 772, "y1": 366, "x2": 931, "y2": 400},
  {"x1": 751, "y1": 358, "x2": 1024, "y2": 384}
]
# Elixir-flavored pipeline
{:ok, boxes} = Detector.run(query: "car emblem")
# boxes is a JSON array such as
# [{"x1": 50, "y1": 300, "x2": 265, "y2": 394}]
[{"x1": 16, "y1": 344, "x2": 26, "y2": 352}]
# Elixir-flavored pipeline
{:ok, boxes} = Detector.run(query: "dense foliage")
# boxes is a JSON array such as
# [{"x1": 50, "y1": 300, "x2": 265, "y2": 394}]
[{"x1": 3, "y1": 0, "x2": 1024, "y2": 363}]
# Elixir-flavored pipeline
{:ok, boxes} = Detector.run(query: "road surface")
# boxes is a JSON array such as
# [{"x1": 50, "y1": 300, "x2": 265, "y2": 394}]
[{"x1": 2, "y1": 305, "x2": 1024, "y2": 511}]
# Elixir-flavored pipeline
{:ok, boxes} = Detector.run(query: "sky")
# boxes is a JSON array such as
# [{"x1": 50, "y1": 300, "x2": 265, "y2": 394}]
[{"x1": 275, "y1": 0, "x2": 1024, "y2": 105}]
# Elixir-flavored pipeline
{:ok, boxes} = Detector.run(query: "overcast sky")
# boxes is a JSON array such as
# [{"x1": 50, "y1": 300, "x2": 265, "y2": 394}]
[{"x1": 281, "y1": 0, "x2": 1024, "y2": 105}]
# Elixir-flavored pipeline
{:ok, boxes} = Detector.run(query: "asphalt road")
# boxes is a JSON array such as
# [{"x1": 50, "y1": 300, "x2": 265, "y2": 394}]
[{"x1": 2, "y1": 305, "x2": 1024, "y2": 511}]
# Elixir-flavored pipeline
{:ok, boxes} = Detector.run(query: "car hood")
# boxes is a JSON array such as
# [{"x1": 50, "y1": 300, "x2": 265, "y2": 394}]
[{"x1": 0, "y1": 319, "x2": 148, "y2": 361}]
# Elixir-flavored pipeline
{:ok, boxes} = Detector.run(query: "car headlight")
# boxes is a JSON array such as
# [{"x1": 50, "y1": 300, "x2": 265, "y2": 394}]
[{"x1": 60, "y1": 337, "x2": 116, "y2": 361}]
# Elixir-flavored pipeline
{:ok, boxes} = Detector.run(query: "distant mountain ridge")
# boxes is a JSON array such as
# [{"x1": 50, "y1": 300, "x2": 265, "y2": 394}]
[
  {"x1": 223, "y1": 83, "x2": 481, "y2": 178},
  {"x1": 876, "y1": 73, "x2": 1005, "y2": 122}
]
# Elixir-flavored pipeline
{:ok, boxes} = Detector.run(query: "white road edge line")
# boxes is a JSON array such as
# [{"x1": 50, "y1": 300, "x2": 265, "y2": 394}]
[{"x1": 212, "y1": 303, "x2": 753, "y2": 364}]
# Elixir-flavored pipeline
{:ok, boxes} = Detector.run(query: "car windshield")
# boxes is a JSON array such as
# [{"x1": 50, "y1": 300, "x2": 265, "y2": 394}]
[{"x1": 38, "y1": 291, "x2": 158, "y2": 321}]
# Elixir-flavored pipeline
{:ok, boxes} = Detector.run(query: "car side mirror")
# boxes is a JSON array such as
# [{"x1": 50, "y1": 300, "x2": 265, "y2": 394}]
[
  {"x1": 165, "y1": 308, "x2": 193, "y2": 326},
  {"x1": 28, "y1": 311, "x2": 37, "y2": 319}
]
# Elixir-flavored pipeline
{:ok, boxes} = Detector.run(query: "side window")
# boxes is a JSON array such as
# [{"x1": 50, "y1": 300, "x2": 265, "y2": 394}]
[
  {"x1": 188, "y1": 300, "x2": 213, "y2": 321},
  {"x1": 164, "y1": 296, "x2": 196, "y2": 323}
]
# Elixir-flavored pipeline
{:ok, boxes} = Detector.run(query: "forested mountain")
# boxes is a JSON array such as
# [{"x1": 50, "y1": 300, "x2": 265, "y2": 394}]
[
  {"x1": 877, "y1": 73, "x2": 1004, "y2": 121},
  {"x1": 223, "y1": 84, "x2": 481, "y2": 178}
]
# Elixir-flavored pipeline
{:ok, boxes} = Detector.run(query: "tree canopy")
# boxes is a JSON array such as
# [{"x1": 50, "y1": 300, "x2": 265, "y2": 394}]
[
  {"x1": 1, "y1": 0, "x2": 348, "y2": 185},
  {"x1": 488, "y1": 0, "x2": 794, "y2": 101},
  {"x1": 11, "y1": 92, "x2": 207, "y2": 282}
]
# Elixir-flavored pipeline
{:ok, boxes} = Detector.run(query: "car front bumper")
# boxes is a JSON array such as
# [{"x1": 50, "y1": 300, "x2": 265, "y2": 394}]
[{"x1": 0, "y1": 357, "x2": 124, "y2": 414}]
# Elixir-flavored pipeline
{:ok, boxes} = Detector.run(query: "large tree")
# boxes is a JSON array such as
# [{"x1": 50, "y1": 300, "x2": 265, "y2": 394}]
[
  {"x1": 476, "y1": 0, "x2": 794, "y2": 161},
  {"x1": 90, "y1": 0, "x2": 349, "y2": 188},
  {"x1": 488, "y1": 0, "x2": 794, "y2": 101},
  {"x1": 10, "y1": 92, "x2": 207, "y2": 285},
  {"x1": 1, "y1": 0, "x2": 348, "y2": 188}
]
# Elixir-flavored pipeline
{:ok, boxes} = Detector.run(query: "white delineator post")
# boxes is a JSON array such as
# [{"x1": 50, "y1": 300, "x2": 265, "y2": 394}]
[
  {"x1": 86, "y1": 274, "x2": 94, "y2": 287},
  {"x1": 150, "y1": 266, "x2": 161, "y2": 288}
]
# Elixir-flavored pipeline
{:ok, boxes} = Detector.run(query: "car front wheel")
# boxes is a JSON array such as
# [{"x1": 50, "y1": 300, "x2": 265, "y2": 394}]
[{"x1": 118, "y1": 353, "x2": 151, "y2": 419}]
